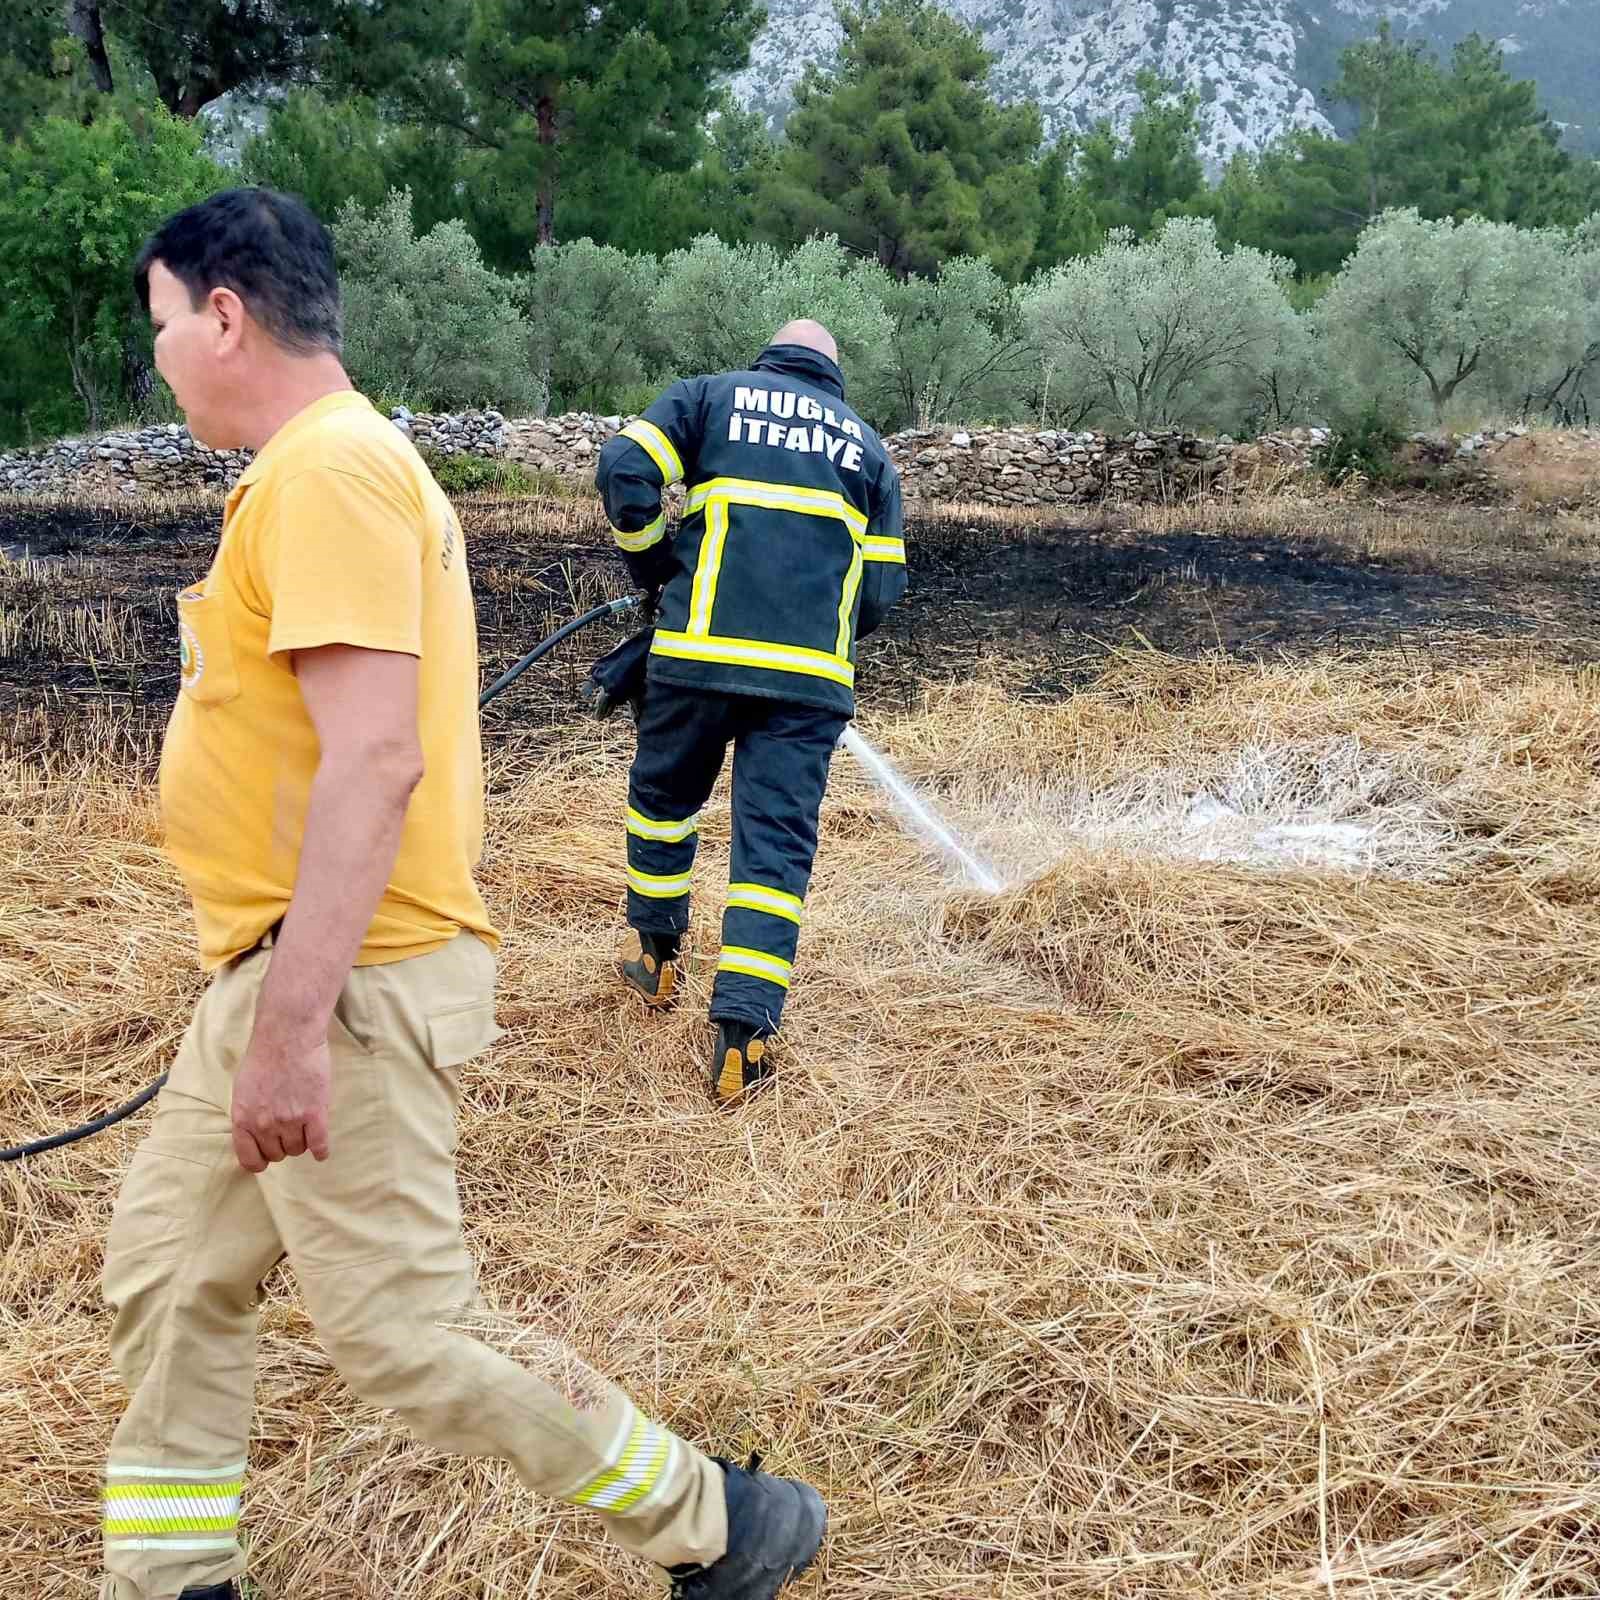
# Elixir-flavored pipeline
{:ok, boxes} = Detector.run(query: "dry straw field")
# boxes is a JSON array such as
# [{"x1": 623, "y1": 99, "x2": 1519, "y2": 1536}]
[{"x1": 2, "y1": 483, "x2": 1599, "y2": 1598}]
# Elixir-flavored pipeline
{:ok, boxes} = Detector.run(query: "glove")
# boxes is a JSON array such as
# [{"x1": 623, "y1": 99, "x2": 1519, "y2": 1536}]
[{"x1": 586, "y1": 627, "x2": 654, "y2": 722}]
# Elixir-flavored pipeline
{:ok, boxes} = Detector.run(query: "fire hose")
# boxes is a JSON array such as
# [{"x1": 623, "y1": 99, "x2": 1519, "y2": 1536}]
[{"x1": 0, "y1": 593, "x2": 643, "y2": 1164}]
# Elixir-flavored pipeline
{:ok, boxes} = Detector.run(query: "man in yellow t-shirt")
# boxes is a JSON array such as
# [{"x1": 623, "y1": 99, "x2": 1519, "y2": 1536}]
[{"x1": 100, "y1": 190, "x2": 823, "y2": 1600}]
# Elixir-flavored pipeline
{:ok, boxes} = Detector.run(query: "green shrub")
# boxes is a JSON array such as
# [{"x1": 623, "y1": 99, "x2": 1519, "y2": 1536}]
[
  {"x1": 1021, "y1": 217, "x2": 1304, "y2": 432},
  {"x1": 612, "y1": 380, "x2": 673, "y2": 420},
  {"x1": 650, "y1": 234, "x2": 890, "y2": 383},
  {"x1": 0, "y1": 107, "x2": 223, "y2": 434},
  {"x1": 419, "y1": 450, "x2": 561, "y2": 496},
  {"x1": 1312, "y1": 403, "x2": 1406, "y2": 484}
]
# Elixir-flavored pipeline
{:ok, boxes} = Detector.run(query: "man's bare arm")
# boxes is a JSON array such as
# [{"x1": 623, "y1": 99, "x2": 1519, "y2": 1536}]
[{"x1": 230, "y1": 644, "x2": 423, "y2": 1172}]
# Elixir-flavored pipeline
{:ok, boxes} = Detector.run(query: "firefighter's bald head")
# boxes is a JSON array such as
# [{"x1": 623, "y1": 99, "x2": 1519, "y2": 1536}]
[{"x1": 769, "y1": 319, "x2": 838, "y2": 364}]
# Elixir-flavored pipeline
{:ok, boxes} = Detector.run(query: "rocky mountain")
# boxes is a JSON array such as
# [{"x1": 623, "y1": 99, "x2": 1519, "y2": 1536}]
[{"x1": 729, "y1": 0, "x2": 1599, "y2": 165}]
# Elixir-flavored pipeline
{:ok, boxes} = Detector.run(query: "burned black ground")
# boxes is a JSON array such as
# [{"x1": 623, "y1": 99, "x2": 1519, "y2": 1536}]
[{"x1": 2, "y1": 495, "x2": 1595, "y2": 762}]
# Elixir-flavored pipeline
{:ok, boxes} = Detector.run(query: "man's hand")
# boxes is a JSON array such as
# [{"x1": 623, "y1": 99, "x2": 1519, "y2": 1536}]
[{"x1": 231, "y1": 1027, "x2": 332, "y2": 1173}]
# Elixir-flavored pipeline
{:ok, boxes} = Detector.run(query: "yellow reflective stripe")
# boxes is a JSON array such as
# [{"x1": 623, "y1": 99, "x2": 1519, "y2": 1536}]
[
  {"x1": 612, "y1": 513, "x2": 665, "y2": 553},
  {"x1": 606, "y1": 1428, "x2": 673, "y2": 1513},
  {"x1": 627, "y1": 866, "x2": 692, "y2": 898},
  {"x1": 717, "y1": 947, "x2": 792, "y2": 988},
  {"x1": 570, "y1": 1412, "x2": 648, "y2": 1507},
  {"x1": 680, "y1": 479, "x2": 868, "y2": 644},
  {"x1": 102, "y1": 1479, "x2": 243, "y2": 1536},
  {"x1": 689, "y1": 499, "x2": 731, "y2": 636},
  {"x1": 726, "y1": 883, "x2": 803, "y2": 925},
  {"x1": 652, "y1": 630, "x2": 854, "y2": 688},
  {"x1": 835, "y1": 537, "x2": 864, "y2": 658},
  {"x1": 570, "y1": 1412, "x2": 671, "y2": 1510},
  {"x1": 104, "y1": 1483, "x2": 242, "y2": 1501},
  {"x1": 620, "y1": 421, "x2": 683, "y2": 484},
  {"x1": 104, "y1": 1515, "x2": 240, "y2": 1535},
  {"x1": 862, "y1": 535, "x2": 906, "y2": 563},
  {"x1": 626, "y1": 806, "x2": 699, "y2": 843},
  {"x1": 686, "y1": 477, "x2": 868, "y2": 538}
]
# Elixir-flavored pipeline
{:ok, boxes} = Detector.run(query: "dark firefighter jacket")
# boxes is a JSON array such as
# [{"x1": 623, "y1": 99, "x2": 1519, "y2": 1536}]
[{"x1": 594, "y1": 343, "x2": 906, "y2": 717}]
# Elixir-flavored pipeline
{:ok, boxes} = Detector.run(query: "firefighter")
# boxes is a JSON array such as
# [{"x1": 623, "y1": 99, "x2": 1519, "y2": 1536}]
[{"x1": 595, "y1": 320, "x2": 907, "y2": 1104}]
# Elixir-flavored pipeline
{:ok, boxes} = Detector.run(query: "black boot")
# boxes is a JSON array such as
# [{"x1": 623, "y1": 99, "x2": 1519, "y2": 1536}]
[
  {"x1": 619, "y1": 929, "x2": 682, "y2": 1008},
  {"x1": 668, "y1": 1455, "x2": 826, "y2": 1599},
  {"x1": 709, "y1": 1020, "x2": 775, "y2": 1106},
  {"x1": 178, "y1": 1585, "x2": 240, "y2": 1600}
]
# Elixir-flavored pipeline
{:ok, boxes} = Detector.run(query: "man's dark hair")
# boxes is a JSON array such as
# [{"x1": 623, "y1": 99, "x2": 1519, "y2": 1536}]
[{"x1": 134, "y1": 188, "x2": 343, "y2": 357}]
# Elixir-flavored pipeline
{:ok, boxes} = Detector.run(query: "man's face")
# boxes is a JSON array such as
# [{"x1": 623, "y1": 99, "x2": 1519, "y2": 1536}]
[{"x1": 145, "y1": 260, "x2": 241, "y2": 450}]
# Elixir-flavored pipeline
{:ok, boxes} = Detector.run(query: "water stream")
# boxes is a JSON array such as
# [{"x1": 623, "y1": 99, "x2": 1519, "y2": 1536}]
[{"x1": 840, "y1": 725, "x2": 1005, "y2": 894}]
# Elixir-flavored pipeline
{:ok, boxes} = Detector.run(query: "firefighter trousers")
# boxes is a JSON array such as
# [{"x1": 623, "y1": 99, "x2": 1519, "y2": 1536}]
[
  {"x1": 100, "y1": 930, "x2": 726, "y2": 1600},
  {"x1": 625, "y1": 684, "x2": 847, "y2": 1033}
]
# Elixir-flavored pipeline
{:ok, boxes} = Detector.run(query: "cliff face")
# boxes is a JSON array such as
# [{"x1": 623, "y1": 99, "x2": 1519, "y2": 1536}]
[{"x1": 730, "y1": 0, "x2": 1597, "y2": 165}]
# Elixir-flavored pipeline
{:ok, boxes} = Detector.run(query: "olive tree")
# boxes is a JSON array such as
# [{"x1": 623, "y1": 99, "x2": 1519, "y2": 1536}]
[
  {"x1": 1520, "y1": 214, "x2": 1599, "y2": 425},
  {"x1": 1020, "y1": 217, "x2": 1303, "y2": 431},
  {"x1": 855, "y1": 256, "x2": 1032, "y2": 432},
  {"x1": 516, "y1": 238, "x2": 656, "y2": 414},
  {"x1": 333, "y1": 189, "x2": 536, "y2": 413},
  {"x1": 650, "y1": 235, "x2": 890, "y2": 397},
  {"x1": 1316, "y1": 209, "x2": 1584, "y2": 427}
]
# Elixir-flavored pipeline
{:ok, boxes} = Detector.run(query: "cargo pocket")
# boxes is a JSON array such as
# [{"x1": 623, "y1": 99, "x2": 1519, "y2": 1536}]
[
  {"x1": 176, "y1": 583, "x2": 241, "y2": 707},
  {"x1": 424, "y1": 1003, "x2": 501, "y2": 1161},
  {"x1": 104, "y1": 1119, "x2": 227, "y2": 1266},
  {"x1": 426, "y1": 1002, "x2": 503, "y2": 1073}
]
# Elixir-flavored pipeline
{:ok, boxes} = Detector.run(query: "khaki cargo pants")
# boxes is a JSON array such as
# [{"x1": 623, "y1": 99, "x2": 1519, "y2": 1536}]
[{"x1": 101, "y1": 931, "x2": 726, "y2": 1599}]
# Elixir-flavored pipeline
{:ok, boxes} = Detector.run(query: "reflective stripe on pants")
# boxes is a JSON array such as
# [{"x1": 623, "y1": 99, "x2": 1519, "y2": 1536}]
[
  {"x1": 625, "y1": 684, "x2": 844, "y2": 1032},
  {"x1": 99, "y1": 934, "x2": 726, "y2": 1599}
]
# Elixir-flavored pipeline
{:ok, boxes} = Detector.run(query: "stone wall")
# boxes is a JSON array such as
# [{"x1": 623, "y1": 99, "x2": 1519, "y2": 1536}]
[
  {"x1": 0, "y1": 422, "x2": 252, "y2": 496},
  {"x1": 882, "y1": 426, "x2": 1327, "y2": 505},
  {"x1": 0, "y1": 407, "x2": 1330, "y2": 504}
]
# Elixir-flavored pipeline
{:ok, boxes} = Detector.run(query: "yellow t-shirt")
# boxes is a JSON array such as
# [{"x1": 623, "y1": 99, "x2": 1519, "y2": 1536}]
[{"x1": 159, "y1": 390, "x2": 499, "y2": 969}]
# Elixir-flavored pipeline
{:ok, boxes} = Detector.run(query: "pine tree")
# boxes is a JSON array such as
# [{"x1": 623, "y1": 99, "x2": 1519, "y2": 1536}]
[
  {"x1": 1077, "y1": 71, "x2": 1208, "y2": 239},
  {"x1": 756, "y1": 0, "x2": 1042, "y2": 280},
  {"x1": 329, "y1": 0, "x2": 763, "y2": 257},
  {"x1": 1027, "y1": 140, "x2": 1101, "y2": 274},
  {"x1": 1246, "y1": 26, "x2": 1600, "y2": 275}
]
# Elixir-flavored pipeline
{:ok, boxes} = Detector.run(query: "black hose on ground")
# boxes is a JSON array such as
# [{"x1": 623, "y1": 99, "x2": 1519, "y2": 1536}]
[{"x1": 0, "y1": 593, "x2": 642, "y2": 1165}]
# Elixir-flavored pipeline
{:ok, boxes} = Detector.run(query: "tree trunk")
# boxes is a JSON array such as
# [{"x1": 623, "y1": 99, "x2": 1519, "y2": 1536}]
[
  {"x1": 67, "y1": 318, "x2": 104, "y2": 434},
  {"x1": 121, "y1": 322, "x2": 156, "y2": 415},
  {"x1": 1429, "y1": 373, "x2": 1465, "y2": 424},
  {"x1": 535, "y1": 95, "x2": 558, "y2": 246},
  {"x1": 65, "y1": 1, "x2": 114, "y2": 97}
]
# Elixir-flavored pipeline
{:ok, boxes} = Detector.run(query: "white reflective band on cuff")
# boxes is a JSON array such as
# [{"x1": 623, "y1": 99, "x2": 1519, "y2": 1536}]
[
  {"x1": 620, "y1": 421, "x2": 684, "y2": 485},
  {"x1": 106, "y1": 1460, "x2": 248, "y2": 1481},
  {"x1": 726, "y1": 883, "x2": 803, "y2": 924},
  {"x1": 862, "y1": 536, "x2": 906, "y2": 563},
  {"x1": 628, "y1": 1432, "x2": 683, "y2": 1518},
  {"x1": 569, "y1": 1409, "x2": 673, "y2": 1513},
  {"x1": 103, "y1": 1478, "x2": 243, "y2": 1539},
  {"x1": 613, "y1": 513, "x2": 666, "y2": 552},
  {"x1": 626, "y1": 806, "x2": 699, "y2": 843},
  {"x1": 717, "y1": 947, "x2": 793, "y2": 988},
  {"x1": 105, "y1": 1539, "x2": 238, "y2": 1553},
  {"x1": 627, "y1": 867, "x2": 692, "y2": 898}
]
